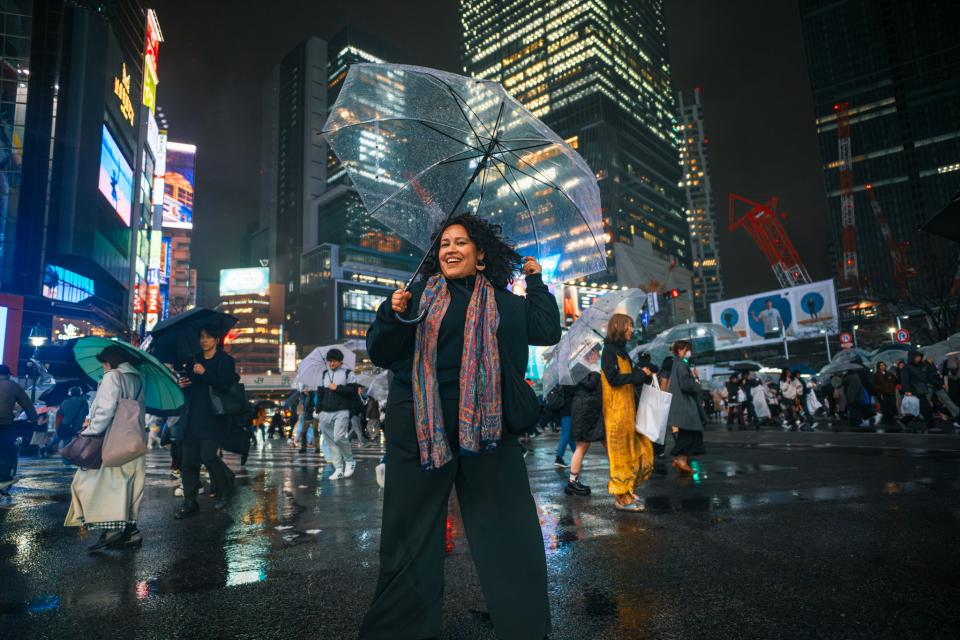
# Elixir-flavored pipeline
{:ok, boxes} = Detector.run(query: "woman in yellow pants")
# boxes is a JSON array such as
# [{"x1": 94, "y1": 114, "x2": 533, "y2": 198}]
[{"x1": 600, "y1": 314, "x2": 655, "y2": 512}]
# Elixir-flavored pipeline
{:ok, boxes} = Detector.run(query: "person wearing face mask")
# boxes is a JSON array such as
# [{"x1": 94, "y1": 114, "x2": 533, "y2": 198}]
[
  {"x1": 661, "y1": 341, "x2": 706, "y2": 474},
  {"x1": 360, "y1": 214, "x2": 561, "y2": 640},
  {"x1": 601, "y1": 313, "x2": 655, "y2": 512}
]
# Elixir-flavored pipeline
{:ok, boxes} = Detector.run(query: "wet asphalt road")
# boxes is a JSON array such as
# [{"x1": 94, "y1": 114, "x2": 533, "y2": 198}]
[{"x1": 2, "y1": 419, "x2": 960, "y2": 640}]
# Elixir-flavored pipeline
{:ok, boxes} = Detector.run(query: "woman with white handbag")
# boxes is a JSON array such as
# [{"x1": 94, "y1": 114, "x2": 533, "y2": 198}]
[
  {"x1": 661, "y1": 340, "x2": 706, "y2": 475},
  {"x1": 64, "y1": 345, "x2": 146, "y2": 551}
]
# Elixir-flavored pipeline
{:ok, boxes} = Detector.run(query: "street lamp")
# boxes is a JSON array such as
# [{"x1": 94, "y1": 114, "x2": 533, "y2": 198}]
[
  {"x1": 887, "y1": 326, "x2": 896, "y2": 344},
  {"x1": 27, "y1": 325, "x2": 47, "y2": 403},
  {"x1": 852, "y1": 324, "x2": 859, "y2": 349}
]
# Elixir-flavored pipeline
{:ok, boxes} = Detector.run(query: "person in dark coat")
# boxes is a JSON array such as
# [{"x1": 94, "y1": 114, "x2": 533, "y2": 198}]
[
  {"x1": 843, "y1": 368, "x2": 868, "y2": 428},
  {"x1": 725, "y1": 373, "x2": 743, "y2": 426},
  {"x1": 0, "y1": 365, "x2": 37, "y2": 491},
  {"x1": 873, "y1": 362, "x2": 898, "y2": 422},
  {"x1": 565, "y1": 371, "x2": 603, "y2": 496},
  {"x1": 662, "y1": 341, "x2": 706, "y2": 474},
  {"x1": 901, "y1": 350, "x2": 936, "y2": 430},
  {"x1": 42, "y1": 386, "x2": 89, "y2": 456},
  {"x1": 358, "y1": 214, "x2": 561, "y2": 640},
  {"x1": 174, "y1": 325, "x2": 238, "y2": 518},
  {"x1": 551, "y1": 384, "x2": 577, "y2": 467}
]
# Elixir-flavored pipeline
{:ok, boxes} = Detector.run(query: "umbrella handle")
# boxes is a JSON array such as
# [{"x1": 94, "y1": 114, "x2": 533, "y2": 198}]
[{"x1": 394, "y1": 309, "x2": 427, "y2": 325}]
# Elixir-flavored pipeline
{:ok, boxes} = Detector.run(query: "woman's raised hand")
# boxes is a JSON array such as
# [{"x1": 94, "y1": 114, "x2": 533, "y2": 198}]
[
  {"x1": 392, "y1": 289, "x2": 413, "y2": 313},
  {"x1": 522, "y1": 257, "x2": 542, "y2": 275}
]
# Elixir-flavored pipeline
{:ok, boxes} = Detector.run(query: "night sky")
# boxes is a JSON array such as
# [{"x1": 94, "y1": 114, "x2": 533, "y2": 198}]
[{"x1": 151, "y1": 0, "x2": 831, "y2": 298}]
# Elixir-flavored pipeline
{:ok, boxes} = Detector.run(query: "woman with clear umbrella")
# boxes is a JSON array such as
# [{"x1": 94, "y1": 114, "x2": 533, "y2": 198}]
[
  {"x1": 360, "y1": 214, "x2": 560, "y2": 640},
  {"x1": 601, "y1": 313, "x2": 655, "y2": 512}
]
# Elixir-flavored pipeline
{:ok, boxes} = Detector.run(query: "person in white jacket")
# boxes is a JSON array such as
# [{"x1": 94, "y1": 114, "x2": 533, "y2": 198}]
[
  {"x1": 64, "y1": 346, "x2": 146, "y2": 551},
  {"x1": 778, "y1": 370, "x2": 803, "y2": 429}
]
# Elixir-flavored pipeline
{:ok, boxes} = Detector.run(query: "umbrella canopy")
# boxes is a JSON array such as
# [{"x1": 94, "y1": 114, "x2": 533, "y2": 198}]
[
  {"x1": 72, "y1": 337, "x2": 184, "y2": 412},
  {"x1": 38, "y1": 378, "x2": 97, "y2": 406},
  {"x1": 567, "y1": 289, "x2": 648, "y2": 337},
  {"x1": 322, "y1": 63, "x2": 606, "y2": 286},
  {"x1": 657, "y1": 322, "x2": 739, "y2": 346},
  {"x1": 923, "y1": 334, "x2": 960, "y2": 364},
  {"x1": 295, "y1": 344, "x2": 358, "y2": 389},
  {"x1": 366, "y1": 371, "x2": 391, "y2": 405},
  {"x1": 149, "y1": 307, "x2": 239, "y2": 365},
  {"x1": 820, "y1": 361, "x2": 865, "y2": 375},
  {"x1": 921, "y1": 191, "x2": 960, "y2": 243},
  {"x1": 869, "y1": 344, "x2": 912, "y2": 368}
]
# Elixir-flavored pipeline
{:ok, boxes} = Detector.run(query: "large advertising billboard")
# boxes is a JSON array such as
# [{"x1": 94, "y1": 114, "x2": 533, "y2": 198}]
[
  {"x1": 220, "y1": 268, "x2": 270, "y2": 296},
  {"x1": 98, "y1": 124, "x2": 134, "y2": 225},
  {"x1": 162, "y1": 141, "x2": 196, "y2": 229},
  {"x1": 710, "y1": 279, "x2": 839, "y2": 350}
]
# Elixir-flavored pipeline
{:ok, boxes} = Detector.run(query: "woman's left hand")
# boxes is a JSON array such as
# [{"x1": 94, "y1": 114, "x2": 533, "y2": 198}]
[
  {"x1": 193, "y1": 363, "x2": 206, "y2": 375},
  {"x1": 522, "y1": 257, "x2": 542, "y2": 275}
]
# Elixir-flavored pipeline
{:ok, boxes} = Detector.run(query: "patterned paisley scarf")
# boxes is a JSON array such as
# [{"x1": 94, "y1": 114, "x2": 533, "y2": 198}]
[{"x1": 413, "y1": 273, "x2": 502, "y2": 470}]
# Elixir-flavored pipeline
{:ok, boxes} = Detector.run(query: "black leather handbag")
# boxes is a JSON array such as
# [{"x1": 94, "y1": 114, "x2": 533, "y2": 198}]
[
  {"x1": 209, "y1": 382, "x2": 249, "y2": 417},
  {"x1": 501, "y1": 364, "x2": 540, "y2": 435},
  {"x1": 60, "y1": 433, "x2": 104, "y2": 469}
]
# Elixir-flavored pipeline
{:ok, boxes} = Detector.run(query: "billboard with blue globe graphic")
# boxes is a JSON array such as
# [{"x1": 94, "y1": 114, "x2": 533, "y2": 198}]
[{"x1": 709, "y1": 279, "x2": 838, "y2": 350}]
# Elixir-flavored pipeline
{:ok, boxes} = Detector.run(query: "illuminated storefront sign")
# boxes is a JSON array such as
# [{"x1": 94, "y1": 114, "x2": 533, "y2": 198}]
[
  {"x1": 143, "y1": 9, "x2": 162, "y2": 111},
  {"x1": 114, "y1": 63, "x2": 135, "y2": 127}
]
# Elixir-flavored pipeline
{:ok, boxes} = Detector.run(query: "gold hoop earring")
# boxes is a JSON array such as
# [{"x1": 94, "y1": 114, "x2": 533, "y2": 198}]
[{"x1": 476, "y1": 259, "x2": 486, "y2": 271}]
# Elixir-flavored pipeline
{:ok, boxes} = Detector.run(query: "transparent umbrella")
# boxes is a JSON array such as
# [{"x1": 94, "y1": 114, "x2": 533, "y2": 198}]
[
  {"x1": 657, "y1": 322, "x2": 740, "y2": 345},
  {"x1": 322, "y1": 63, "x2": 606, "y2": 321},
  {"x1": 295, "y1": 345, "x2": 357, "y2": 389},
  {"x1": 923, "y1": 333, "x2": 960, "y2": 365}
]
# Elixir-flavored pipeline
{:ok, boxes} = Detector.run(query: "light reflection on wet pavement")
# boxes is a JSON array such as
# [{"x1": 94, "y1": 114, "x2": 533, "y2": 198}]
[{"x1": 2, "y1": 428, "x2": 960, "y2": 638}]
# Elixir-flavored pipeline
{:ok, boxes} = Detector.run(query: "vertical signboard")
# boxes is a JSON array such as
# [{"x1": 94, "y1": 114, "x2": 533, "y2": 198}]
[{"x1": 162, "y1": 142, "x2": 196, "y2": 229}]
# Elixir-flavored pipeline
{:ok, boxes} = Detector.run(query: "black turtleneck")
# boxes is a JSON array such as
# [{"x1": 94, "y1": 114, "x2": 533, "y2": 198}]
[{"x1": 436, "y1": 275, "x2": 475, "y2": 387}]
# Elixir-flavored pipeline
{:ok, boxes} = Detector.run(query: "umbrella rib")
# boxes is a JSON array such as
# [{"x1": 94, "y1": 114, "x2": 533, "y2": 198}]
[
  {"x1": 489, "y1": 156, "x2": 542, "y2": 262},
  {"x1": 416, "y1": 120, "x2": 485, "y2": 153},
  {"x1": 364, "y1": 144, "x2": 498, "y2": 218},
  {"x1": 497, "y1": 149, "x2": 606, "y2": 263},
  {"x1": 435, "y1": 141, "x2": 553, "y2": 166},
  {"x1": 324, "y1": 116, "x2": 476, "y2": 142}
]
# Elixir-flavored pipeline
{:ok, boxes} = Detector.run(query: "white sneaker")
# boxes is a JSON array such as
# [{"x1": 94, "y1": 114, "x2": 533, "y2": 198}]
[
  {"x1": 174, "y1": 486, "x2": 184, "y2": 497},
  {"x1": 344, "y1": 461, "x2": 357, "y2": 478},
  {"x1": 375, "y1": 463, "x2": 386, "y2": 489},
  {"x1": 329, "y1": 468, "x2": 345, "y2": 480}
]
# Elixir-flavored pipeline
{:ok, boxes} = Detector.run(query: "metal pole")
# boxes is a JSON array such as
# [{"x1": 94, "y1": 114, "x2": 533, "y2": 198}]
[
  {"x1": 783, "y1": 334, "x2": 790, "y2": 360},
  {"x1": 824, "y1": 332, "x2": 832, "y2": 361},
  {"x1": 896, "y1": 315, "x2": 902, "y2": 330},
  {"x1": 852, "y1": 327, "x2": 858, "y2": 348}
]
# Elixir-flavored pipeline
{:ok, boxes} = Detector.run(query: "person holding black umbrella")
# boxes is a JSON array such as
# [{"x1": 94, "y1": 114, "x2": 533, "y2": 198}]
[{"x1": 174, "y1": 325, "x2": 238, "y2": 518}]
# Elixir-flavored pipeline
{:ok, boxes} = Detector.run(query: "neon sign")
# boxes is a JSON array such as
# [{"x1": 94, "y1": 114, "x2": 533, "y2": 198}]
[{"x1": 114, "y1": 63, "x2": 135, "y2": 126}]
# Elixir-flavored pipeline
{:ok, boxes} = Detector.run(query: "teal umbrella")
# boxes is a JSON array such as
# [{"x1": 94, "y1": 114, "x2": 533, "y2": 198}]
[{"x1": 72, "y1": 337, "x2": 185, "y2": 412}]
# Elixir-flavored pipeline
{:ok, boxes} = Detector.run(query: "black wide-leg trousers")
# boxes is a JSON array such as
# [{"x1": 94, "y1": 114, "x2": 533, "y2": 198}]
[{"x1": 358, "y1": 397, "x2": 551, "y2": 640}]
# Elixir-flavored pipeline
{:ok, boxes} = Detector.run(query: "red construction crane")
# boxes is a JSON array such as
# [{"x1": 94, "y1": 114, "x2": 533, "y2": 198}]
[
  {"x1": 864, "y1": 183, "x2": 915, "y2": 299},
  {"x1": 835, "y1": 102, "x2": 859, "y2": 289},
  {"x1": 729, "y1": 193, "x2": 812, "y2": 288}
]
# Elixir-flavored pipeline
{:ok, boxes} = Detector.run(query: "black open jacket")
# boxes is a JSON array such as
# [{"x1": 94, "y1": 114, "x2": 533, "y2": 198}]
[{"x1": 366, "y1": 273, "x2": 561, "y2": 413}]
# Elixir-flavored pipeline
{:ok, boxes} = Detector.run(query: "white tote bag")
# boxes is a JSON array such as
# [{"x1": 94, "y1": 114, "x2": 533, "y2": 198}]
[{"x1": 635, "y1": 374, "x2": 672, "y2": 445}]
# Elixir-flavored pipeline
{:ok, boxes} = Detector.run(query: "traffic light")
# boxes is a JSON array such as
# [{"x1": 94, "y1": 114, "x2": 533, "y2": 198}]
[{"x1": 667, "y1": 288, "x2": 685, "y2": 299}]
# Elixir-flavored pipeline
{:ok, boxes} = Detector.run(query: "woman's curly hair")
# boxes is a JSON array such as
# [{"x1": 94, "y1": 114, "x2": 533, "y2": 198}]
[{"x1": 417, "y1": 214, "x2": 522, "y2": 289}]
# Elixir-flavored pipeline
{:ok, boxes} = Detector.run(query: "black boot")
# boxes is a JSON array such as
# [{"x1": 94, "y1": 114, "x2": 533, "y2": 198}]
[{"x1": 175, "y1": 501, "x2": 200, "y2": 519}]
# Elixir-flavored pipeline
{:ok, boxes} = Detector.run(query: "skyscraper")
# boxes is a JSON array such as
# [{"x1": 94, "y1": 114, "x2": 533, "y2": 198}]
[
  {"x1": 799, "y1": 0, "x2": 960, "y2": 300},
  {"x1": 460, "y1": 0, "x2": 690, "y2": 285},
  {"x1": 257, "y1": 37, "x2": 328, "y2": 346},
  {"x1": 256, "y1": 30, "x2": 416, "y2": 352},
  {"x1": 677, "y1": 88, "x2": 723, "y2": 319}
]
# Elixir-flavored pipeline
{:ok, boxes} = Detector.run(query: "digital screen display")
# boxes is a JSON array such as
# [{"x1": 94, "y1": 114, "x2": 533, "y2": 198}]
[
  {"x1": 98, "y1": 124, "x2": 134, "y2": 225},
  {"x1": 220, "y1": 267, "x2": 270, "y2": 296},
  {"x1": 42, "y1": 264, "x2": 95, "y2": 303},
  {"x1": 162, "y1": 141, "x2": 196, "y2": 229}
]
